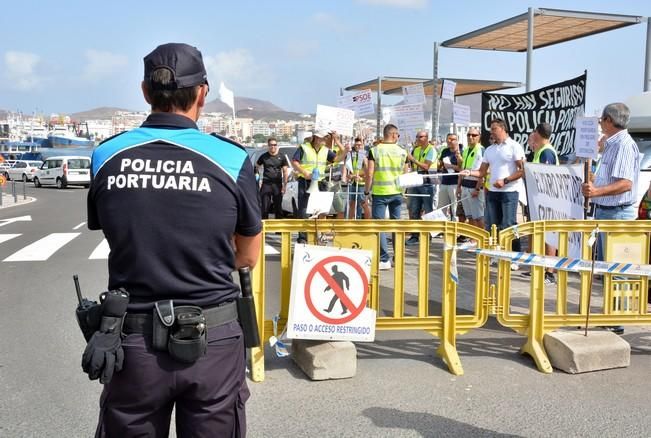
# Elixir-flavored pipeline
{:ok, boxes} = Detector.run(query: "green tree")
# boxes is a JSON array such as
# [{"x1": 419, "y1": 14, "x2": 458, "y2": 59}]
[{"x1": 253, "y1": 134, "x2": 267, "y2": 143}]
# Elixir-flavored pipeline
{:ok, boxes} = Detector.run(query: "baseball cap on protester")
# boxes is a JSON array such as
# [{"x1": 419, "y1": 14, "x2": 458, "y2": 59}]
[{"x1": 143, "y1": 43, "x2": 208, "y2": 90}]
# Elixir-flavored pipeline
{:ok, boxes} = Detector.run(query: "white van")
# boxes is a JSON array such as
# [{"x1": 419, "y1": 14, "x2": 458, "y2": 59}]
[
  {"x1": 625, "y1": 92, "x2": 651, "y2": 204},
  {"x1": 34, "y1": 156, "x2": 91, "y2": 189}
]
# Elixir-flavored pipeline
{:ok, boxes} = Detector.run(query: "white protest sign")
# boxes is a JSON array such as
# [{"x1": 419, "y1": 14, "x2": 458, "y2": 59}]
[
  {"x1": 315, "y1": 104, "x2": 355, "y2": 137},
  {"x1": 402, "y1": 83, "x2": 426, "y2": 105},
  {"x1": 337, "y1": 89, "x2": 375, "y2": 117},
  {"x1": 288, "y1": 245, "x2": 376, "y2": 342},
  {"x1": 524, "y1": 163, "x2": 584, "y2": 258},
  {"x1": 574, "y1": 117, "x2": 600, "y2": 159},
  {"x1": 306, "y1": 191, "x2": 334, "y2": 216},
  {"x1": 385, "y1": 104, "x2": 425, "y2": 145},
  {"x1": 441, "y1": 79, "x2": 456, "y2": 101},
  {"x1": 452, "y1": 102, "x2": 471, "y2": 126}
]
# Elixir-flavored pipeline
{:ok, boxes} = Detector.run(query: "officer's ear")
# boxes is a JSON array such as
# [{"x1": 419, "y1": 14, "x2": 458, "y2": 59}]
[
  {"x1": 196, "y1": 84, "x2": 208, "y2": 109},
  {"x1": 141, "y1": 81, "x2": 152, "y2": 105}
]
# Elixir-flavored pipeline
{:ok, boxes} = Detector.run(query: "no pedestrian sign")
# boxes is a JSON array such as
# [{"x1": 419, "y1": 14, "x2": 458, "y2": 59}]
[{"x1": 288, "y1": 245, "x2": 376, "y2": 342}]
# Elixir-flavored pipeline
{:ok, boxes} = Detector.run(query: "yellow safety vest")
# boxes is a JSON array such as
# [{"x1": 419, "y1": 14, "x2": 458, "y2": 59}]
[
  {"x1": 532, "y1": 143, "x2": 559, "y2": 165},
  {"x1": 350, "y1": 151, "x2": 365, "y2": 186},
  {"x1": 461, "y1": 144, "x2": 483, "y2": 170},
  {"x1": 371, "y1": 143, "x2": 406, "y2": 195},
  {"x1": 299, "y1": 142, "x2": 329, "y2": 180},
  {"x1": 412, "y1": 144, "x2": 435, "y2": 173}
]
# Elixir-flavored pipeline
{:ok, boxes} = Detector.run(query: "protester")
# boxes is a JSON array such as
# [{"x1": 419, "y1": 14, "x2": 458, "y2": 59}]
[
  {"x1": 256, "y1": 137, "x2": 289, "y2": 219},
  {"x1": 523, "y1": 123, "x2": 559, "y2": 283},
  {"x1": 292, "y1": 130, "x2": 347, "y2": 243},
  {"x1": 365, "y1": 124, "x2": 408, "y2": 270},
  {"x1": 323, "y1": 133, "x2": 346, "y2": 219},
  {"x1": 457, "y1": 127, "x2": 485, "y2": 230},
  {"x1": 342, "y1": 137, "x2": 371, "y2": 219},
  {"x1": 405, "y1": 130, "x2": 435, "y2": 245},
  {"x1": 464, "y1": 118, "x2": 525, "y2": 270},
  {"x1": 582, "y1": 103, "x2": 640, "y2": 335},
  {"x1": 85, "y1": 42, "x2": 261, "y2": 436},
  {"x1": 437, "y1": 133, "x2": 463, "y2": 221}
]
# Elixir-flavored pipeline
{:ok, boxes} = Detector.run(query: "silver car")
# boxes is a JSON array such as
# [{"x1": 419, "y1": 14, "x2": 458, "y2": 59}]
[{"x1": 5, "y1": 160, "x2": 43, "y2": 182}]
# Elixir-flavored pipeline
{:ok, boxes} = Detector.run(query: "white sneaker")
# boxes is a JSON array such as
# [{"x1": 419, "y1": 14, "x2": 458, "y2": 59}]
[
  {"x1": 510, "y1": 263, "x2": 520, "y2": 271},
  {"x1": 379, "y1": 260, "x2": 392, "y2": 270}
]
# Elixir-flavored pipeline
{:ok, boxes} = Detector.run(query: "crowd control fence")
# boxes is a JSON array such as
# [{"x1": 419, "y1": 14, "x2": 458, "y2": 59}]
[{"x1": 248, "y1": 219, "x2": 651, "y2": 382}]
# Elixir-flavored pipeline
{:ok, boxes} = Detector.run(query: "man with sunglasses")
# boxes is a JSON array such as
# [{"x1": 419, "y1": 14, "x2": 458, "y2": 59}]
[
  {"x1": 457, "y1": 128, "x2": 485, "y2": 230},
  {"x1": 405, "y1": 130, "x2": 435, "y2": 245},
  {"x1": 256, "y1": 137, "x2": 289, "y2": 219}
]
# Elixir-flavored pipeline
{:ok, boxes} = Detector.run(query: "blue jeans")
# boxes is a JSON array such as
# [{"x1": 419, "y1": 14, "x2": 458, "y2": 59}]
[
  {"x1": 372, "y1": 194, "x2": 402, "y2": 262},
  {"x1": 594, "y1": 205, "x2": 636, "y2": 261},
  {"x1": 486, "y1": 190, "x2": 521, "y2": 252}
]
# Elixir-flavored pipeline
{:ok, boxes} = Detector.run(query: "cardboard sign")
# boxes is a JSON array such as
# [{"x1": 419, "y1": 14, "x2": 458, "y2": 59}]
[
  {"x1": 441, "y1": 79, "x2": 456, "y2": 101},
  {"x1": 288, "y1": 245, "x2": 376, "y2": 341},
  {"x1": 385, "y1": 104, "x2": 425, "y2": 145},
  {"x1": 452, "y1": 103, "x2": 471, "y2": 126}
]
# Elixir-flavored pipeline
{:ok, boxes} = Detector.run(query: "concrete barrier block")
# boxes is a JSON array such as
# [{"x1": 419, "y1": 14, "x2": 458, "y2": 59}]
[
  {"x1": 291, "y1": 339, "x2": 357, "y2": 380},
  {"x1": 543, "y1": 330, "x2": 630, "y2": 374}
]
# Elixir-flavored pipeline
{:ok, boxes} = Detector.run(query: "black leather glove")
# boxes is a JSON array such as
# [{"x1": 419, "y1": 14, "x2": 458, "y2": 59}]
[
  {"x1": 82, "y1": 331, "x2": 124, "y2": 383},
  {"x1": 81, "y1": 289, "x2": 129, "y2": 384}
]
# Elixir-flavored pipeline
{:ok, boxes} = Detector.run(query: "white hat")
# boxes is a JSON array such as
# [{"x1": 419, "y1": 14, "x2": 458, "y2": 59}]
[{"x1": 313, "y1": 129, "x2": 329, "y2": 137}]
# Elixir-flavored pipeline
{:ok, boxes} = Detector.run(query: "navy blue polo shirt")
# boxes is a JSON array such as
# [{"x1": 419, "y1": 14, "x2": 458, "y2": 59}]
[{"x1": 87, "y1": 113, "x2": 262, "y2": 310}]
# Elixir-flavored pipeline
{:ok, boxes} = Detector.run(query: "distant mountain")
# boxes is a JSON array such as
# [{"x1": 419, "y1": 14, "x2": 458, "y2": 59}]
[
  {"x1": 70, "y1": 107, "x2": 133, "y2": 121},
  {"x1": 205, "y1": 97, "x2": 306, "y2": 121}
]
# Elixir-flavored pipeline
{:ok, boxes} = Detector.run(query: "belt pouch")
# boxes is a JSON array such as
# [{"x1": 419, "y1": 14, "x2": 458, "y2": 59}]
[
  {"x1": 167, "y1": 306, "x2": 207, "y2": 364},
  {"x1": 152, "y1": 300, "x2": 175, "y2": 351}
]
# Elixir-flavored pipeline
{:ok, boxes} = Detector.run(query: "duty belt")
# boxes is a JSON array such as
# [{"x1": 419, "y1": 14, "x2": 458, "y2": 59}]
[{"x1": 122, "y1": 300, "x2": 238, "y2": 334}]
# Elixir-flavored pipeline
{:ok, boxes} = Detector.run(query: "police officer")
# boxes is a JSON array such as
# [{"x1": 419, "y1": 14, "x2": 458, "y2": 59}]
[{"x1": 85, "y1": 43, "x2": 261, "y2": 437}]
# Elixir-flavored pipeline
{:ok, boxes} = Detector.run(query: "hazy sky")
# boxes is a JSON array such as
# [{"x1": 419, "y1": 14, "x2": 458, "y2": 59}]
[{"x1": 1, "y1": 0, "x2": 649, "y2": 115}]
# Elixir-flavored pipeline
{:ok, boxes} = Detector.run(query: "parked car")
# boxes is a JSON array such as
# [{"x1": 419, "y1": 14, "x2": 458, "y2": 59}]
[
  {"x1": 4, "y1": 160, "x2": 43, "y2": 182},
  {"x1": 33, "y1": 156, "x2": 91, "y2": 189}
]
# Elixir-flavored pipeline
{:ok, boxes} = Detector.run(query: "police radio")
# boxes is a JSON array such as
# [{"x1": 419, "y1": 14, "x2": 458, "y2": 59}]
[{"x1": 73, "y1": 275, "x2": 102, "y2": 342}]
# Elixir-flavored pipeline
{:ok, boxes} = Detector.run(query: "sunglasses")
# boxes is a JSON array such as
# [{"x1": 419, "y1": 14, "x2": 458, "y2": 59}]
[
  {"x1": 269, "y1": 144, "x2": 278, "y2": 147},
  {"x1": 467, "y1": 134, "x2": 479, "y2": 137}
]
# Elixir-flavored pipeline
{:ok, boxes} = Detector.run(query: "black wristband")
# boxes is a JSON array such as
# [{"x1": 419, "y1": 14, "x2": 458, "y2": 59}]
[
  {"x1": 503, "y1": 177, "x2": 509, "y2": 185},
  {"x1": 364, "y1": 191, "x2": 370, "y2": 196}
]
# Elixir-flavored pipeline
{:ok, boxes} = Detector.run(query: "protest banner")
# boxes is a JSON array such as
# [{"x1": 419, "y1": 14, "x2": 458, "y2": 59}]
[
  {"x1": 315, "y1": 104, "x2": 355, "y2": 137},
  {"x1": 524, "y1": 163, "x2": 584, "y2": 258},
  {"x1": 452, "y1": 102, "x2": 471, "y2": 126},
  {"x1": 402, "y1": 83, "x2": 426, "y2": 105},
  {"x1": 384, "y1": 104, "x2": 425, "y2": 144},
  {"x1": 337, "y1": 89, "x2": 375, "y2": 117},
  {"x1": 574, "y1": 116, "x2": 600, "y2": 159},
  {"x1": 441, "y1": 79, "x2": 456, "y2": 101},
  {"x1": 481, "y1": 73, "x2": 587, "y2": 157}
]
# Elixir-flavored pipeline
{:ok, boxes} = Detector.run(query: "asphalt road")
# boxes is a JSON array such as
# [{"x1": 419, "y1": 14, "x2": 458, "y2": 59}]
[{"x1": 1, "y1": 186, "x2": 650, "y2": 437}]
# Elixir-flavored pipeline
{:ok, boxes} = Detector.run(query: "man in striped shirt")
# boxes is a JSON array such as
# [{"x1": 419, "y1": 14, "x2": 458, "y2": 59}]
[
  {"x1": 582, "y1": 102, "x2": 640, "y2": 335},
  {"x1": 582, "y1": 102, "x2": 640, "y2": 223}
]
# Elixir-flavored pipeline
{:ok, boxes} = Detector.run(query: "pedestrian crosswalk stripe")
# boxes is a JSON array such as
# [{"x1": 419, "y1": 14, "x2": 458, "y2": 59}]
[
  {"x1": 89, "y1": 239, "x2": 110, "y2": 260},
  {"x1": 0, "y1": 234, "x2": 21, "y2": 244},
  {"x1": 3, "y1": 233, "x2": 80, "y2": 262},
  {"x1": 264, "y1": 244, "x2": 279, "y2": 255}
]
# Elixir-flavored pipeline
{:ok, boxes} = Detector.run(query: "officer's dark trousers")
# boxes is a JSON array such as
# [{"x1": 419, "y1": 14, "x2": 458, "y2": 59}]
[{"x1": 95, "y1": 320, "x2": 248, "y2": 438}]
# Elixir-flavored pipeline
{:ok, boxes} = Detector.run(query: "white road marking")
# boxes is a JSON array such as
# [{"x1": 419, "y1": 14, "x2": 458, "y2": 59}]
[
  {"x1": 3, "y1": 233, "x2": 80, "y2": 262},
  {"x1": 264, "y1": 244, "x2": 279, "y2": 255},
  {"x1": 89, "y1": 239, "x2": 110, "y2": 260},
  {"x1": 0, "y1": 234, "x2": 21, "y2": 244},
  {"x1": 0, "y1": 215, "x2": 32, "y2": 228},
  {"x1": 73, "y1": 222, "x2": 86, "y2": 230}
]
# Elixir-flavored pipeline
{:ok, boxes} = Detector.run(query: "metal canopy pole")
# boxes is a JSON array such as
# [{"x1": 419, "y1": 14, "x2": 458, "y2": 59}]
[
  {"x1": 645, "y1": 17, "x2": 651, "y2": 92},
  {"x1": 526, "y1": 7, "x2": 535, "y2": 92},
  {"x1": 376, "y1": 76, "x2": 382, "y2": 139},
  {"x1": 432, "y1": 42, "x2": 440, "y2": 142}
]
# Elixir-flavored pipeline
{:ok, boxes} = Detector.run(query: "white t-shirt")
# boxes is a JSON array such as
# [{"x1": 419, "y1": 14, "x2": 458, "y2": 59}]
[{"x1": 482, "y1": 138, "x2": 525, "y2": 192}]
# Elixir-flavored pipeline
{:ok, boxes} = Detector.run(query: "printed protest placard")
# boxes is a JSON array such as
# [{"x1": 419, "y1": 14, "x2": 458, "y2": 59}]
[
  {"x1": 441, "y1": 79, "x2": 456, "y2": 101},
  {"x1": 574, "y1": 116, "x2": 600, "y2": 159},
  {"x1": 402, "y1": 83, "x2": 426, "y2": 105},
  {"x1": 452, "y1": 103, "x2": 471, "y2": 126},
  {"x1": 384, "y1": 104, "x2": 425, "y2": 144},
  {"x1": 337, "y1": 89, "x2": 375, "y2": 117},
  {"x1": 315, "y1": 104, "x2": 355, "y2": 137}
]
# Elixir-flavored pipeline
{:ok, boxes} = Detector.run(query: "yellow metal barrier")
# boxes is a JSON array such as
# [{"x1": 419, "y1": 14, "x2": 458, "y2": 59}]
[
  {"x1": 497, "y1": 220, "x2": 651, "y2": 373},
  {"x1": 249, "y1": 219, "x2": 491, "y2": 382}
]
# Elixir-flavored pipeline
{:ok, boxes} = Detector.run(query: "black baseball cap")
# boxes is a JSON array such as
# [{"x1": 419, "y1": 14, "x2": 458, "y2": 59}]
[{"x1": 143, "y1": 43, "x2": 208, "y2": 90}]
